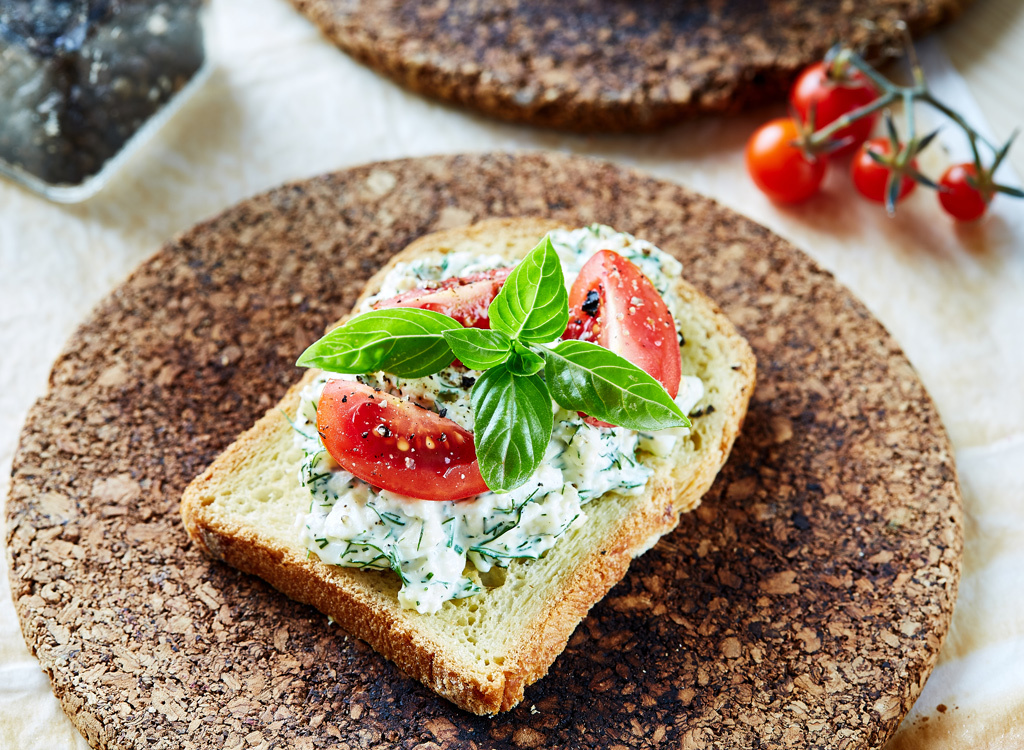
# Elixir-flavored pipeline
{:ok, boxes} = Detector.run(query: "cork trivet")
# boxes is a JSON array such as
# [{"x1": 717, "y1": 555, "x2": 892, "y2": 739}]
[
  {"x1": 288, "y1": 0, "x2": 971, "y2": 132},
  {"x1": 7, "y1": 153, "x2": 961, "y2": 750}
]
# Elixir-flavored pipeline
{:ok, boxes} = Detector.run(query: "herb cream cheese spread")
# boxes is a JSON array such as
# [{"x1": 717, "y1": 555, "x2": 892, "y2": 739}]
[{"x1": 294, "y1": 226, "x2": 705, "y2": 613}]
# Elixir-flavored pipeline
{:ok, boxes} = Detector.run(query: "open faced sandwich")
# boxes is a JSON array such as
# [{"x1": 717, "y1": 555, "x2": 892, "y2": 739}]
[{"x1": 181, "y1": 218, "x2": 755, "y2": 715}]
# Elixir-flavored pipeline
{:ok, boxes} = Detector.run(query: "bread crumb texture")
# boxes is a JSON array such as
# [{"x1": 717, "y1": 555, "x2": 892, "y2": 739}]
[{"x1": 9, "y1": 154, "x2": 960, "y2": 748}]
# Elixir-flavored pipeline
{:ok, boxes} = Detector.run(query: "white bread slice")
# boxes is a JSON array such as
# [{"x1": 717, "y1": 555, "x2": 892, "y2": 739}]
[{"x1": 180, "y1": 218, "x2": 756, "y2": 715}]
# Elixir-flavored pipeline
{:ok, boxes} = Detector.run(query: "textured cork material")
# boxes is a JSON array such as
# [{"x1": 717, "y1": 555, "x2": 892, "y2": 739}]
[
  {"x1": 288, "y1": 0, "x2": 971, "y2": 132},
  {"x1": 7, "y1": 153, "x2": 961, "y2": 749}
]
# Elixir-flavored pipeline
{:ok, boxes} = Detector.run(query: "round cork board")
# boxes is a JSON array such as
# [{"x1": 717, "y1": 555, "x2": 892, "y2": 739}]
[
  {"x1": 288, "y1": 0, "x2": 970, "y2": 132},
  {"x1": 8, "y1": 153, "x2": 961, "y2": 750}
]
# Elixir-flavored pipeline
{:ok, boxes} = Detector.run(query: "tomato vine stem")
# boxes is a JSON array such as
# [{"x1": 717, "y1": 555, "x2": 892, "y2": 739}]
[{"x1": 797, "y1": 27, "x2": 1022, "y2": 215}]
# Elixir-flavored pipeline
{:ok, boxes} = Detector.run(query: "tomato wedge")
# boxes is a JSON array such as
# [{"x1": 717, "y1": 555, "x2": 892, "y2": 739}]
[
  {"x1": 372, "y1": 267, "x2": 512, "y2": 329},
  {"x1": 564, "y1": 251, "x2": 682, "y2": 426},
  {"x1": 316, "y1": 380, "x2": 487, "y2": 501}
]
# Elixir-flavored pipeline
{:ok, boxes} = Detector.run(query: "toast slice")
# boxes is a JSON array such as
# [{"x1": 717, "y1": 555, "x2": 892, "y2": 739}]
[{"x1": 181, "y1": 217, "x2": 756, "y2": 715}]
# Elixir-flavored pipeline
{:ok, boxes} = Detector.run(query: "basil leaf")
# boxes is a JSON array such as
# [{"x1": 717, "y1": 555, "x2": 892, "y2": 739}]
[
  {"x1": 542, "y1": 340, "x2": 690, "y2": 431},
  {"x1": 488, "y1": 235, "x2": 569, "y2": 344},
  {"x1": 296, "y1": 308, "x2": 460, "y2": 378},
  {"x1": 443, "y1": 328, "x2": 513, "y2": 370},
  {"x1": 506, "y1": 341, "x2": 544, "y2": 376},
  {"x1": 471, "y1": 363, "x2": 553, "y2": 493}
]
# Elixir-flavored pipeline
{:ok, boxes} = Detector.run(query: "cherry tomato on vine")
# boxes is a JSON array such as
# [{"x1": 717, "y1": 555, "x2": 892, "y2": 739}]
[
  {"x1": 790, "y1": 62, "x2": 878, "y2": 153},
  {"x1": 746, "y1": 118, "x2": 827, "y2": 204},
  {"x1": 938, "y1": 163, "x2": 990, "y2": 222},
  {"x1": 851, "y1": 138, "x2": 916, "y2": 204}
]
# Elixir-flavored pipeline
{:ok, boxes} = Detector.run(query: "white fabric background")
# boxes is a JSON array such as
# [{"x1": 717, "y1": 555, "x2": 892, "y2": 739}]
[{"x1": 1, "y1": 1, "x2": 1022, "y2": 747}]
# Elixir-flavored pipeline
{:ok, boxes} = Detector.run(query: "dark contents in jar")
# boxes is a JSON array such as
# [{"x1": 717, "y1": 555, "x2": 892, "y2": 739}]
[{"x1": 0, "y1": 0, "x2": 204, "y2": 187}]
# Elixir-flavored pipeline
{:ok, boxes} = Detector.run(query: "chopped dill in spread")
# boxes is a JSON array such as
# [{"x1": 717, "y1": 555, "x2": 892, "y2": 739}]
[{"x1": 294, "y1": 226, "x2": 704, "y2": 613}]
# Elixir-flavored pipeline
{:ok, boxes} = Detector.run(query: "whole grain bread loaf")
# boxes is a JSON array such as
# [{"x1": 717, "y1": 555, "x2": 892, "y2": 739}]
[{"x1": 180, "y1": 217, "x2": 756, "y2": 714}]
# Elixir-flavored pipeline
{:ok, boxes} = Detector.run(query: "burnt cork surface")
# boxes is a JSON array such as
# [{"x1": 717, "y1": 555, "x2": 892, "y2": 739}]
[
  {"x1": 288, "y1": 0, "x2": 970, "y2": 132},
  {"x1": 7, "y1": 153, "x2": 961, "y2": 749}
]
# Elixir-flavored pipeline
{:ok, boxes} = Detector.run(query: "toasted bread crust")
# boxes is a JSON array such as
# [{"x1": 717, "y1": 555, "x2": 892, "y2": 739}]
[{"x1": 181, "y1": 218, "x2": 755, "y2": 714}]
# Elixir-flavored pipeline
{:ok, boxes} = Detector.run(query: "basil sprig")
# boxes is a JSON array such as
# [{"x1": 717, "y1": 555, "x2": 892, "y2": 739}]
[
  {"x1": 488, "y1": 236, "x2": 569, "y2": 343},
  {"x1": 296, "y1": 236, "x2": 690, "y2": 493},
  {"x1": 443, "y1": 328, "x2": 512, "y2": 370},
  {"x1": 542, "y1": 340, "x2": 686, "y2": 431},
  {"x1": 471, "y1": 364, "x2": 553, "y2": 492},
  {"x1": 296, "y1": 308, "x2": 461, "y2": 378}
]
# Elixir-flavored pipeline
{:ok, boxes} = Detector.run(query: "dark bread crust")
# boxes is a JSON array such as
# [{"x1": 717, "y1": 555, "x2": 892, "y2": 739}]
[{"x1": 181, "y1": 218, "x2": 756, "y2": 714}]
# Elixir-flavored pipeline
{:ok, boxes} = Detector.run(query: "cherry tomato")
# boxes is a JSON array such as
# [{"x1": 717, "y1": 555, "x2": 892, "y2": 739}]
[
  {"x1": 746, "y1": 118, "x2": 827, "y2": 203},
  {"x1": 851, "y1": 138, "x2": 916, "y2": 204},
  {"x1": 372, "y1": 267, "x2": 512, "y2": 329},
  {"x1": 938, "y1": 163, "x2": 989, "y2": 222},
  {"x1": 317, "y1": 380, "x2": 487, "y2": 501},
  {"x1": 790, "y1": 62, "x2": 878, "y2": 153},
  {"x1": 564, "y1": 251, "x2": 682, "y2": 426}
]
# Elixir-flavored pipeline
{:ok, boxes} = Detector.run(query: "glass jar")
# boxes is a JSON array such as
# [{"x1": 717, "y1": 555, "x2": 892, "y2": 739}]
[{"x1": 0, "y1": 0, "x2": 210, "y2": 202}]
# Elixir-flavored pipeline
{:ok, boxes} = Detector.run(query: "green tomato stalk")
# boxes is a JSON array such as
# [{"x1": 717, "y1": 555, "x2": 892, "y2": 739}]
[{"x1": 800, "y1": 26, "x2": 1022, "y2": 216}]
